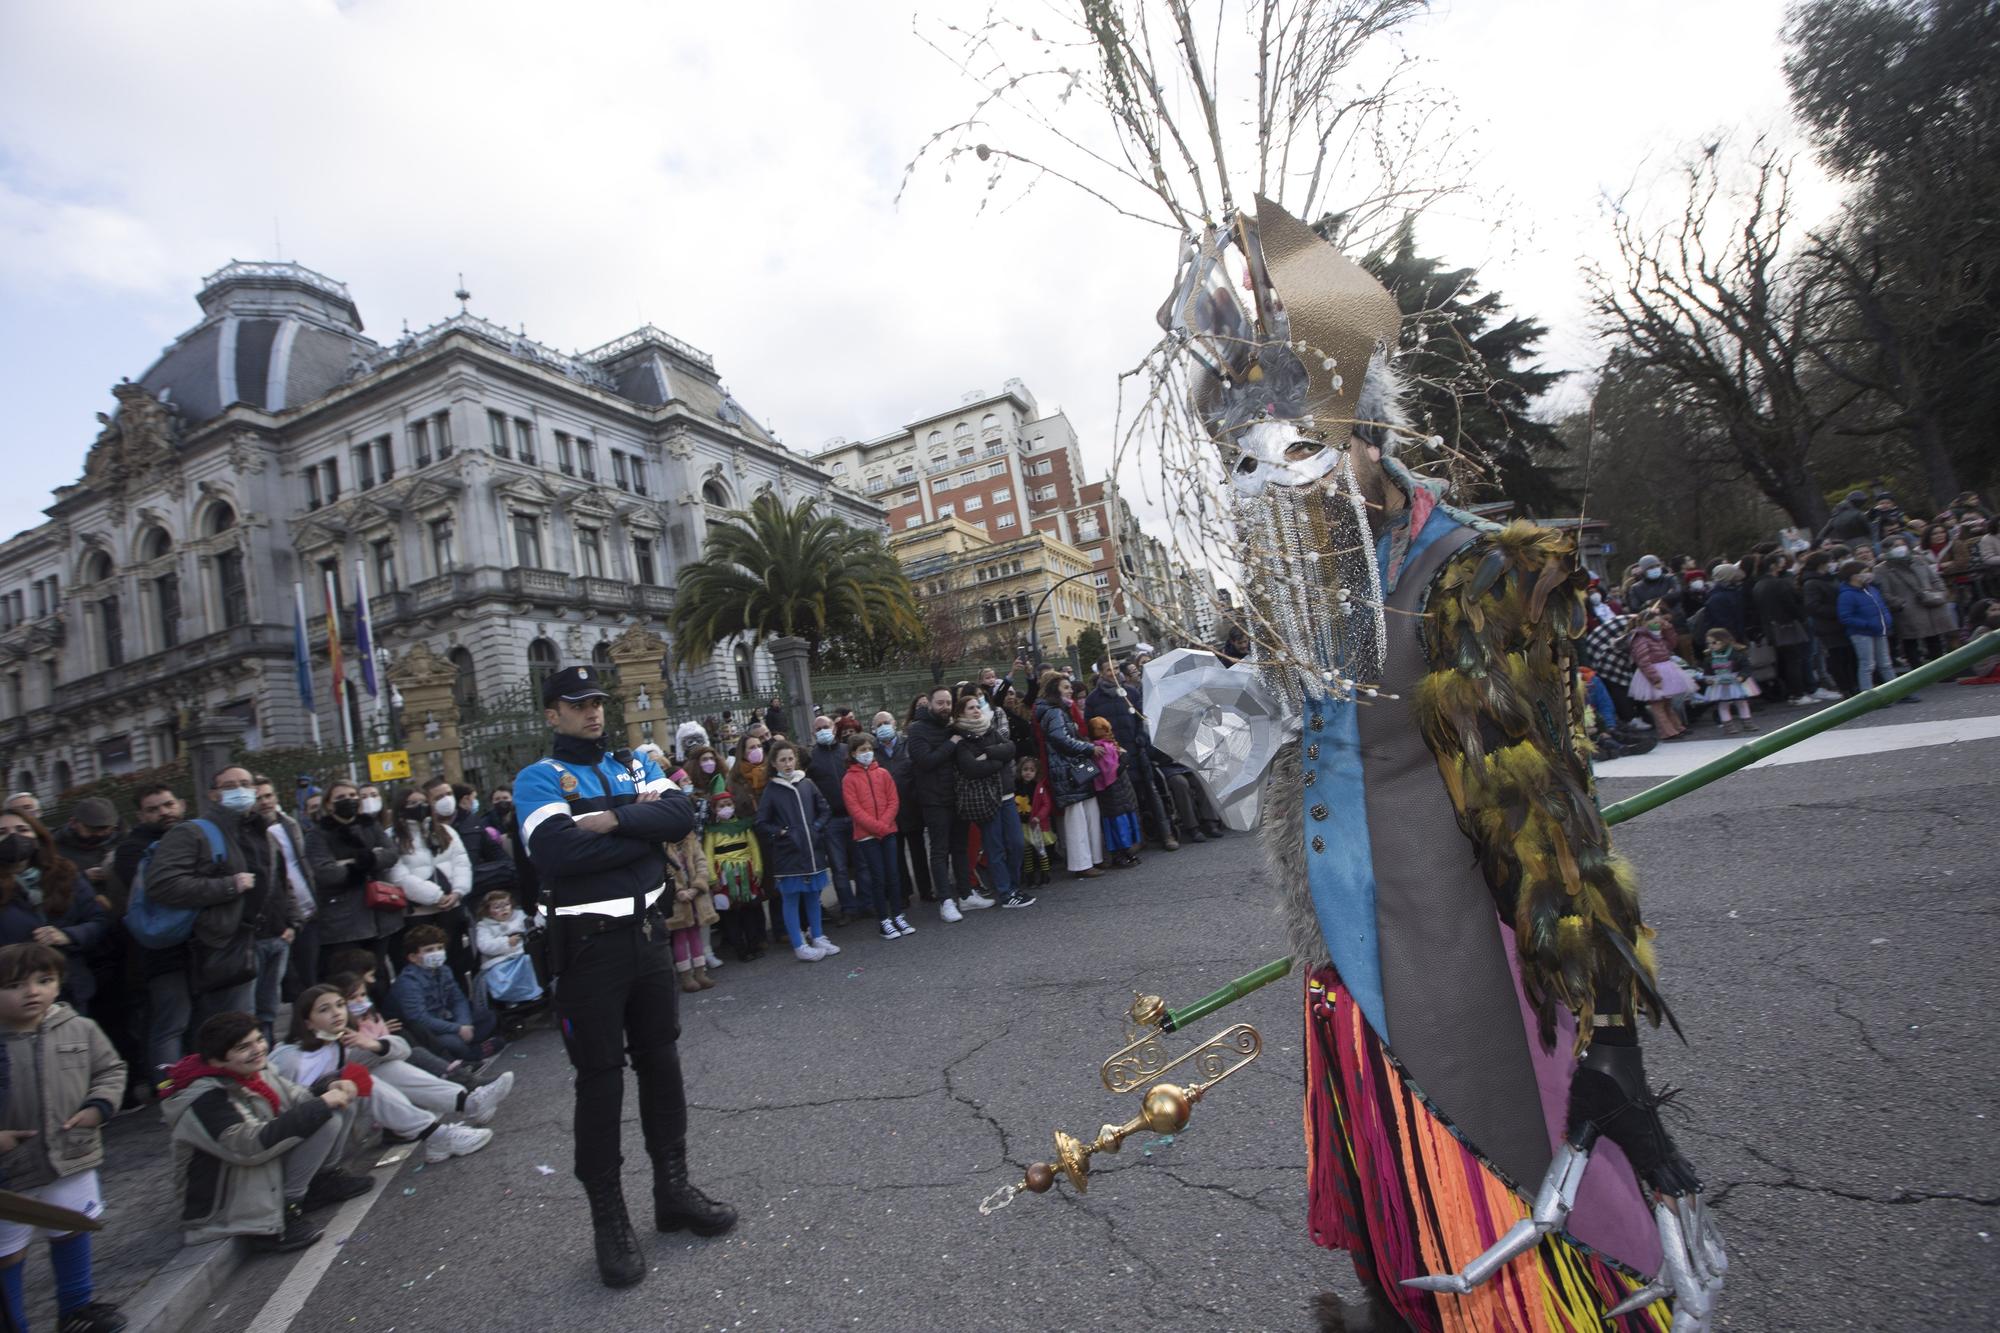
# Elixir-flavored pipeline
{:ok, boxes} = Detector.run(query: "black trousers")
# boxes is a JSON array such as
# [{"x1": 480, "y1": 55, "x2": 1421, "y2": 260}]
[
  {"x1": 553, "y1": 916, "x2": 687, "y2": 1184},
  {"x1": 920, "y1": 804, "x2": 969, "y2": 901}
]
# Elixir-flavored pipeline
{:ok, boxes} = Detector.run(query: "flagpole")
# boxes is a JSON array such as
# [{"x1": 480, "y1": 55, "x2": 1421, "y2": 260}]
[
  {"x1": 354, "y1": 557, "x2": 381, "y2": 743},
  {"x1": 293, "y1": 581, "x2": 322, "y2": 748},
  {"x1": 324, "y1": 568, "x2": 357, "y2": 781}
]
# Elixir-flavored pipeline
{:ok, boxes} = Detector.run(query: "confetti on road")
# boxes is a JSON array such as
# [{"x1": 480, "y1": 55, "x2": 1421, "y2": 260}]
[
  {"x1": 535, "y1": 1164, "x2": 557, "y2": 1175},
  {"x1": 402, "y1": 1188, "x2": 417, "y2": 1196}
]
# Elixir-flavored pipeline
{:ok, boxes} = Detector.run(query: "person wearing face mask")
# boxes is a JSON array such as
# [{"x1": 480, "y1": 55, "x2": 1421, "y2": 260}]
[
  {"x1": 1585, "y1": 582, "x2": 1617, "y2": 626},
  {"x1": 433, "y1": 777, "x2": 515, "y2": 909},
  {"x1": 700, "y1": 792, "x2": 765, "y2": 963},
  {"x1": 878, "y1": 707, "x2": 933, "y2": 904},
  {"x1": 803, "y1": 714, "x2": 862, "y2": 927},
  {"x1": 1872, "y1": 534, "x2": 1955, "y2": 667},
  {"x1": 302, "y1": 780, "x2": 404, "y2": 986},
  {"x1": 1084, "y1": 666, "x2": 1177, "y2": 852},
  {"x1": 383, "y1": 785, "x2": 473, "y2": 966},
  {"x1": 356, "y1": 787, "x2": 386, "y2": 826},
  {"x1": 906, "y1": 685, "x2": 973, "y2": 920},
  {"x1": 0, "y1": 811, "x2": 110, "y2": 1016},
  {"x1": 144, "y1": 766, "x2": 278, "y2": 1064},
  {"x1": 1837, "y1": 559, "x2": 1905, "y2": 692}
]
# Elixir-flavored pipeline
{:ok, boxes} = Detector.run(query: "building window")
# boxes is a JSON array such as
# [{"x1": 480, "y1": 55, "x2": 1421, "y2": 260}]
[
  {"x1": 488, "y1": 410, "x2": 511, "y2": 458},
  {"x1": 632, "y1": 537, "x2": 657, "y2": 586},
  {"x1": 937, "y1": 503, "x2": 954, "y2": 519},
  {"x1": 927, "y1": 430, "x2": 943, "y2": 447},
  {"x1": 904, "y1": 516, "x2": 922, "y2": 529},
  {"x1": 512, "y1": 512, "x2": 544, "y2": 568},
  {"x1": 963, "y1": 496, "x2": 983, "y2": 512},
  {"x1": 631, "y1": 457, "x2": 648, "y2": 496},
  {"x1": 98, "y1": 595, "x2": 124, "y2": 668},
  {"x1": 429, "y1": 517, "x2": 456, "y2": 573},
  {"x1": 154, "y1": 573, "x2": 180, "y2": 650},
  {"x1": 1034, "y1": 459, "x2": 1054, "y2": 475},
  {"x1": 953, "y1": 472, "x2": 973, "y2": 488},
  {"x1": 611, "y1": 451, "x2": 631, "y2": 491},
  {"x1": 981, "y1": 413, "x2": 999, "y2": 437},
  {"x1": 354, "y1": 442, "x2": 376, "y2": 490},
  {"x1": 372, "y1": 537, "x2": 399, "y2": 594},
  {"x1": 1033, "y1": 486, "x2": 1057, "y2": 502},
  {"x1": 305, "y1": 469, "x2": 323, "y2": 510},
  {"x1": 992, "y1": 487, "x2": 1012, "y2": 504},
  {"x1": 577, "y1": 439, "x2": 597, "y2": 482},
  {"x1": 411, "y1": 418, "x2": 430, "y2": 468},
  {"x1": 896, "y1": 464, "x2": 914, "y2": 481},
  {"x1": 555, "y1": 433, "x2": 575, "y2": 476},
  {"x1": 995, "y1": 513, "x2": 1016, "y2": 529},
  {"x1": 1092, "y1": 571, "x2": 1111, "y2": 588},
  {"x1": 450, "y1": 646, "x2": 478, "y2": 713},
  {"x1": 733, "y1": 643, "x2": 754, "y2": 696},
  {"x1": 216, "y1": 550, "x2": 249, "y2": 628},
  {"x1": 374, "y1": 435, "x2": 394, "y2": 482},
  {"x1": 1078, "y1": 520, "x2": 1102, "y2": 541},
  {"x1": 577, "y1": 526, "x2": 607, "y2": 579},
  {"x1": 433, "y1": 411, "x2": 452, "y2": 459},
  {"x1": 985, "y1": 461, "x2": 1006, "y2": 477},
  {"x1": 515, "y1": 418, "x2": 537, "y2": 465},
  {"x1": 527, "y1": 637, "x2": 559, "y2": 693}
]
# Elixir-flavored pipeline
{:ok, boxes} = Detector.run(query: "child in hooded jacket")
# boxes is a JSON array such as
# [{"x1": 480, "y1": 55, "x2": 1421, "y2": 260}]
[
  {"x1": 1087, "y1": 717, "x2": 1144, "y2": 868},
  {"x1": 842, "y1": 732, "x2": 911, "y2": 940},
  {"x1": 662, "y1": 824, "x2": 718, "y2": 991},
  {"x1": 753, "y1": 740, "x2": 838, "y2": 962}
]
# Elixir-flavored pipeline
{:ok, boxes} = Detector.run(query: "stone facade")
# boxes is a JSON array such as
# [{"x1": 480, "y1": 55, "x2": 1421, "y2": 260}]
[{"x1": 0, "y1": 261, "x2": 879, "y2": 798}]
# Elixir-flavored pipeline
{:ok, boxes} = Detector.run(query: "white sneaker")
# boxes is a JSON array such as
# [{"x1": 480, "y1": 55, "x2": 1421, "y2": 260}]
[
  {"x1": 893, "y1": 915, "x2": 914, "y2": 935},
  {"x1": 878, "y1": 919, "x2": 902, "y2": 940},
  {"x1": 939, "y1": 898, "x2": 964, "y2": 923},
  {"x1": 702, "y1": 950, "x2": 725, "y2": 970},
  {"x1": 1811, "y1": 688, "x2": 1842, "y2": 701},
  {"x1": 811, "y1": 934, "x2": 841, "y2": 955},
  {"x1": 962, "y1": 891, "x2": 996, "y2": 911},
  {"x1": 424, "y1": 1122, "x2": 494, "y2": 1163},
  {"x1": 794, "y1": 944, "x2": 826, "y2": 962},
  {"x1": 463, "y1": 1070, "x2": 514, "y2": 1126}
]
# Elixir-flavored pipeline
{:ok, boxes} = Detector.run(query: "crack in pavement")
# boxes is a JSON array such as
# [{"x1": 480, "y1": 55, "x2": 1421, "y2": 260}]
[
  {"x1": 1789, "y1": 961, "x2": 1894, "y2": 1065},
  {"x1": 1708, "y1": 1179, "x2": 1999, "y2": 1209},
  {"x1": 687, "y1": 1085, "x2": 945, "y2": 1115},
  {"x1": 939, "y1": 1023, "x2": 1021, "y2": 1171}
]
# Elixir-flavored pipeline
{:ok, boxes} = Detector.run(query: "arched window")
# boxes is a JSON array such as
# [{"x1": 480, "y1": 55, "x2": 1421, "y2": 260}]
[
  {"x1": 527, "y1": 637, "x2": 559, "y2": 693},
  {"x1": 205, "y1": 503, "x2": 237, "y2": 538},
  {"x1": 927, "y1": 430, "x2": 943, "y2": 447},
  {"x1": 732, "y1": 643, "x2": 753, "y2": 696},
  {"x1": 80, "y1": 549, "x2": 114, "y2": 584},
  {"x1": 140, "y1": 527, "x2": 173, "y2": 562},
  {"x1": 981, "y1": 413, "x2": 999, "y2": 437},
  {"x1": 14, "y1": 769, "x2": 33, "y2": 794},
  {"x1": 52, "y1": 761, "x2": 72, "y2": 794},
  {"x1": 591, "y1": 639, "x2": 618, "y2": 685},
  {"x1": 701, "y1": 479, "x2": 730, "y2": 507},
  {"x1": 449, "y1": 646, "x2": 478, "y2": 713}
]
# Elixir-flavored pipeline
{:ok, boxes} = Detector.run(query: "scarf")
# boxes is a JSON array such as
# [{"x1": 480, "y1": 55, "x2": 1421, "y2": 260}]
[
  {"x1": 161, "y1": 1053, "x2": 282, "y2": 1115},
  {"x1": 953, "y1": 708, "x2": 992, "y2": 737}
]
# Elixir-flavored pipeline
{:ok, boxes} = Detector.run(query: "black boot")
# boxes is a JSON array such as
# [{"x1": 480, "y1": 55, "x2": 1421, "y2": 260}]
[
  {"x1": 653, "y1": 1150, "x2": 737, "y2": 1236},
  {"x1": 249, "y1": 1201, "x2": 324, "y2": 1253},
  {"x1": 582, "y1": 1173, "x2": 646, "y2": 1288}
]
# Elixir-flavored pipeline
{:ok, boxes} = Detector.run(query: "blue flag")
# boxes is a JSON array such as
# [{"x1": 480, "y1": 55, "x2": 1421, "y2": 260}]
[
  {"x1": 354, "y1": 558, "x2": 378, "y2": 698},
  {"x1": 291, "y1": 582, "x2": 316, "y2": 711}
]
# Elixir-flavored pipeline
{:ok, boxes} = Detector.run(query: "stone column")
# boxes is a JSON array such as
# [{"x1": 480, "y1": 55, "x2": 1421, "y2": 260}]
[
  {"x1": 183, "y1": 714, "x2": 248, "y2": 797},
  {"x1": 389, "y1": 642, "x2": 464, "y2": 783},
  {"x1": 606, "y1": 624, "x2": 670, "y2": 751},
  {"x1": 766, "y1": 635, "x2": 814, "y2": 725}
]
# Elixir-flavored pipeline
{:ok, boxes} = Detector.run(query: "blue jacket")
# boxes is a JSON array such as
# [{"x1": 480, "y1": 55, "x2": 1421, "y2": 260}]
[
  {"x1": 1702, "y1": 583, "x2": 1749, "y2": 642},
  {"x1": 390, "y1": 962, "x2": 472, "y2": 1037},
  {"x1": 1837, "y1": 582, "x2": 1894, "y2": 637},
  {"x1": 514, "y1": 734, "x2": 695, "y2": 917},
  {"x1": 753, "y1": 774, "x2": 829, "y2": 878}
]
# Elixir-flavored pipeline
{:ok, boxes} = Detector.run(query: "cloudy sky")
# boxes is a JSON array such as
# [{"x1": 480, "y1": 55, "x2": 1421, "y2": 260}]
[{"x1": 0, "y1": 0, "x2": 1834, "y2": 541}]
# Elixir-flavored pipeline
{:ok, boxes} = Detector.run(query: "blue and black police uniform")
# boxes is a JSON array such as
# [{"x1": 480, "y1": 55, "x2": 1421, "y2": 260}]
[{"x1": 514, "y1": 665, "x2": 734, "y2": 1286}]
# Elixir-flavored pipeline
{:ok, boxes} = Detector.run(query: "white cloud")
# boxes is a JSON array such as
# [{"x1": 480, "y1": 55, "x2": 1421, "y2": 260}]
[{"x1": 0, "y1": 0, "x2": 1829, "y2": 543}]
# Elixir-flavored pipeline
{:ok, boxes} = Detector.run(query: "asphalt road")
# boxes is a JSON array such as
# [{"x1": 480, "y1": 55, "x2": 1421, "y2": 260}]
[{"x1": 190, "y1": 689, "x2": 2000, "y2": 1333}]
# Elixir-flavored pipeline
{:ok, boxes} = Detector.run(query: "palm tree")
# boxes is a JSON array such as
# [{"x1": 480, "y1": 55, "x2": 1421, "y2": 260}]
[{"x1": 667, "y1": 493, "x2": 920, "y2": 670}]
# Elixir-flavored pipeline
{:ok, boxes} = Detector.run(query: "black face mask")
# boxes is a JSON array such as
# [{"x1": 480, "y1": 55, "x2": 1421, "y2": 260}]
[
  {"x1": 0, "y1": 834, "x2": 35, "y2": 866},
  {"x1": 404, "y1": 803, "x2": 430, "y2": 821},
  {"x1": 331, "y1": 798, "x2": 361, "y2": 821}
]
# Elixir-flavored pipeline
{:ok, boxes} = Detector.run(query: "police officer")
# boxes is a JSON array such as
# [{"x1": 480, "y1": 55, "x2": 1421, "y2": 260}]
[{"x1": 513, "y1": 665, "x2": 736, "y2": 1287}]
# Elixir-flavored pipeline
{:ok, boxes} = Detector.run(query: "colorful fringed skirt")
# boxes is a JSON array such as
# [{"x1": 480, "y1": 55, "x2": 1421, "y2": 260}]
[{"x1": 1305, "y1": 968, "x2": 1670, "y2": 1332}]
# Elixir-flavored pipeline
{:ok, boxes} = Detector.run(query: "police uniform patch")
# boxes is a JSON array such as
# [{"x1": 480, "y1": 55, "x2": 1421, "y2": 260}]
[{"x1": 559, "y1": 771, "x2": 580, "y2": 795}]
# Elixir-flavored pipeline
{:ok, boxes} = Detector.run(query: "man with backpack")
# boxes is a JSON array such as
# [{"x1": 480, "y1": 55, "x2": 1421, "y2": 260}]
[{"x1": 131, "y1": 767, "x2": 275, "y2": 1070}]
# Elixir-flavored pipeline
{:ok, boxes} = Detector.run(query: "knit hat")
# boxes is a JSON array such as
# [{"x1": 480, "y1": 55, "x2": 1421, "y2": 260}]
[
  {"x1": 1709, "y1": 564, "x2": 1745, "y2": 584},
  {"x1": 73, "y1": 797, "x2": 117, "y2": 827}
]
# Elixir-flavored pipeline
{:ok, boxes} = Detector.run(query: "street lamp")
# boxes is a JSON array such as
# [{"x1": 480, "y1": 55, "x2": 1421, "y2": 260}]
[{"x1": 1026, "y1": 568, "x2": 1100, "y2": 674}]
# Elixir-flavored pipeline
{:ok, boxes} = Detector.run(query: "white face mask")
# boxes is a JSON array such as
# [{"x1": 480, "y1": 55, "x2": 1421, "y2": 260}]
[
  {"x1": 1690, "y1": 579, "x2": 1706, "y2": 591},
  {"x1": 359, "y1": 797, "x2": 383, "y2": 816},
  {"x1": 714, "y1": 806, "x2": 735, "y2": 821},
  {"x1": 1588, "y1": 592, "x2": 1603, "y2": 605},
  {"x1": 432, "y1": 794, "x2": 457, "y2": 819},
  {"x1": 346, "y1": 997, "x2": 372, "y2": 1016},
  {"x1": 1888, "y1": 546, "x2": 1909, "y2": 558},
  {"x1": 418, "y1": 949, "x2": 447, "y2": 970},
  {"x1": 1645, "y1": 567, "x2": 1663, "y2": 579}
]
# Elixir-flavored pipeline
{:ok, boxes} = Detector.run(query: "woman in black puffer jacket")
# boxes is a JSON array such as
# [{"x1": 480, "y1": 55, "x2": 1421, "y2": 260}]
[
  {"x1": 303, "y1": 779, "x2": 403, "y2": 978},
  {"x1": 951, "y1": 691, "x2": 1029, "y2": 908},
  {"x1": 904, "y1": 684, "x2": 971, "y2": 920},
  {"x1": 1033, "y1": 675, "x2": 1104, "y2": 880}
]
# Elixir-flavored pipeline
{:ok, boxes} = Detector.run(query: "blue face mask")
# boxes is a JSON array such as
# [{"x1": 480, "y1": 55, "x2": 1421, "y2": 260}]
[
  {"x1": 815, "y1": 728, "x2": 835, "y2": 746},
  {"x1": 218, "y1": 787, "x2": 256, "y2": 813},
  {"x1": 855, "y1": 751, "x2": 876, "y2": 766},
  {"x1": 874, "y1": 724, "x2": 895, "y2": 742}
]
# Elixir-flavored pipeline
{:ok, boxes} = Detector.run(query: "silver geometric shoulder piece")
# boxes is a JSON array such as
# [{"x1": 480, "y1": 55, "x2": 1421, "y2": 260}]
[{"x1": 1143, "y1": 648, "x2": 1295, "y2": 832}]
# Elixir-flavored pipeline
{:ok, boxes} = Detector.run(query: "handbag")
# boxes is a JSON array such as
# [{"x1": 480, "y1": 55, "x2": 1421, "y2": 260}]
[
  {"x1": 192, "y1": 928, "x2": 258, "y2": 994},
  {"x1": 954, "y1": 770, "x2": 1005, "y2": 822},
  {"x1": 1920, "y1": 589, "x2": 1947, "y2": 607},
  {"x1": 1746, "y1": 642, "x2": 1778, "y2": 682},
  {"x1": 365, "y1": 879, "x2": 407, "y2": 910},
  {"x1": 1771, "y1": 619, "x2": 1809, "y2": 648}
]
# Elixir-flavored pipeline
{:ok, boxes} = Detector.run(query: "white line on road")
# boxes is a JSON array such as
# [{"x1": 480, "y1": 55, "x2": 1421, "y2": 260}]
[
  {"x1": 243, "y1": 1157, "x2": 404, "y2": 1333},
  {"x1": 1595, "y1": 711, "x2": 2000, "y2": 778}
]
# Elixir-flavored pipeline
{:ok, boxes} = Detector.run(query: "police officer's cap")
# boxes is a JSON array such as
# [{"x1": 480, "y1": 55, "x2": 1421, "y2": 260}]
[{"x1": 542, "y1": 665, "x2": 612, "y2": 707}]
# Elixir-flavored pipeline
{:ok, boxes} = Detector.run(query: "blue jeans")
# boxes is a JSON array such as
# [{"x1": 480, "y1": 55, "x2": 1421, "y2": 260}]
[
  {"x1": 974, "y1": 807, "x2": 1024, "y2": 902},
  {"x1": 822, "y1": 816, "x2": 859, "y2": 915},
  {"x1": 852, "y1": 836, "x2": 904, "y2": 920},
  {"x1": 429, "y1": 1009, "x2": 498, "y2": 1060},
  {"x1": 253, "y1": 936, "x2": 291, "y2": 1041},
  {"x1": 1849, "y1": 633, "x2": 1898, "y2": 691},
  {"x1": 776, "y1": 871, "x2": 828, "y2": 948}
]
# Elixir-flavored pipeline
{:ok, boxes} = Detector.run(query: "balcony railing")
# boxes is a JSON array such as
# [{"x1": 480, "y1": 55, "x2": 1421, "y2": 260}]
[
  {"x1": 504, "y1": 568, "x2": 574, "y2": 601},
  {"x1": 635, "y1": 585, "x2": 675, "y2": 615},
  {"x1": 576, "y1": 576, "x2": 629, "y2": 609}
]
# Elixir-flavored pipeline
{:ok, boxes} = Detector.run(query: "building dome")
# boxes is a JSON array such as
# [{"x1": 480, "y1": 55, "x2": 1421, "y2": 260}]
[{"x1": 135, "y1": 260, "x2": 377, "y2": 425}]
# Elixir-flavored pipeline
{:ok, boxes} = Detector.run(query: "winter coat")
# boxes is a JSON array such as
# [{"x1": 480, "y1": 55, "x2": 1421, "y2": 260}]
[
  {"x1": 473, "y1": 911, "x2": 535, "y2": 972},
  {"x1": 1581, "y1": 616, "x2": 1638, "y2": 691},
  {"x1": 1035, "y1": 698, "x2": 1099, "y2": 808},
  {"x1": 1627, "y1": 627, "x2": 1676, "y2": 669},
  {"x1": 50, "y1": 826, "x2": 116, "y2": 884},
  {"x1": 1750, "y1": 574, "x2": 1808, "y2": 644},
  {"x1": 263, "y1": 815, "x2": 316, "y2": 938},
  {"x1": 390, "y1": 962, "x2": 475, "y2": 1038},
  {"x1": 0, "y1": 1004, "x2": 124, "y2": 1189},
  {"x1": 1622, "y1": 572, "x2": 1683, "y2": 619},
  {"x1": 386, "y1": 821, "x2": 472, "y2": 921},
  {"x1": 753, "y1": 774, "x2": 829, "y2": 878},
  {"x1": 1873, "y1": 556, "x2": 1956, "y2": 639},
  {"x1": 0, "y1": 872, "x2": 111, "y2": 1009},
  {"x1": 1800, "y1": 571, "x2": 1846, "y2": 640},
  {"x1": 1083, "y1": 684, "x2": 1144, "y2": 750},
  {"x1": 162, "y1": 1061, "x2": 337, "y2": 1244},
  {"x1": 303, "y1": 813, "x2": 403, "y2": 945},
  {"x1": 843, "y1": 764, "x2": 900, "y2": 840},
  {"x1": 952, "y1": 727, "x2": 1016, "y2": 822},
  {"x1": 804, "y1": 742, "x2": 850, "y2": 817},
  {"x1": 661, "y1": 826, "x2": 718, "y2": 929},
  {"x1": 1701, "y1": 584, "x2": 1749, "y2": 643},
  {"x1": 1817, "y1": 498, "x2": 1875, "y2": 545},
  {"x1": 1837, "y1": 582, "x2": 1895, "y2": 637},
  {"x1": 903, "y1": 712, "x2": 959, "y2": 810},
  {"x1": 1093, "y1": 741, "x2": 1139, "y2": 818},
  {"x1": 146, "y1": 804, "x2": 277, "y2": 991},
  {"x1": 878, "y1": 735, "x2": 924, "y2": 834}
]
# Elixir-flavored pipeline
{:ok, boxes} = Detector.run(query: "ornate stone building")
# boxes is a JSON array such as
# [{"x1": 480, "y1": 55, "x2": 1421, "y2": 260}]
[{"x1": 0, "y1": 260, "x2": 879, "y2": 797}]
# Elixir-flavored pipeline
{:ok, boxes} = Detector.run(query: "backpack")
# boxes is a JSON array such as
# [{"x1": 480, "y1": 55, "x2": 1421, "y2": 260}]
[{"x1": 125, "y1": 819, "x2": 228, "y2": 950}]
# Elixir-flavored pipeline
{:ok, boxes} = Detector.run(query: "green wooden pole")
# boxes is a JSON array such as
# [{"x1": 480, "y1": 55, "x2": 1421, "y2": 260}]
[
  {"x1": 1163, "y1": 956, "x2": 1295, "y2": 1032},
  {"x1": 1601, "y1": 628, "x2": 2000, "y2": 827}
]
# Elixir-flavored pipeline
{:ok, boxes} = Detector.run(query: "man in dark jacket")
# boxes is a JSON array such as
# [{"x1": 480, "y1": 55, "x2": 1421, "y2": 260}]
[
  {"x1": 144, "y1": 766, "x2": 272, "y2": 1068},
  {"x1": 904, "y1": 685, "x2": 970, "y2": 921},
  {"x1": 52, "y1": 796, "x2": 119, "y2": 899},
  {"x1": 762, "y1": 696, "x2": 794, "y2": 739},
  {"x1": 1817, "y1": 490, "x2": 1875, "y2": 546},
  {"x1": 802, "y1": 714, "x2": 859, "y2": 924},
  {"x1": 1800, "y1": 551, "x2": 1859, "y2": 697},
  {"x1": 251, "y1": 778, "x2": 310, "y2": 1030},
  {"x1": 873, "y1": 709, "x2": 933, "y2": 902},
  {"x1": 1084, "y1": 669, "x2": 1176, "y2": 850}
]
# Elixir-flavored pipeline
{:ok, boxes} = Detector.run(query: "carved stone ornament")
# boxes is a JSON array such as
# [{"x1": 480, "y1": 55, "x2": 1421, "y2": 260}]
[
  {"x1": 663, "y1": 428, "x2": 696, "y2": 461},
  {"x1": 82, "y1": 382, "x2": 183, "y2": 492},
  {"x1": 388, "y1": 640, "x2": 459, "y2": 689},
  {"x1": 608, "y1": 623, "x2": 667, "y2": 665}
]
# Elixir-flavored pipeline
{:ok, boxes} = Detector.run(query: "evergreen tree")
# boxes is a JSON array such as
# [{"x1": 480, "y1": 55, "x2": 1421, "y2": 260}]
[{"x1": 1348, "y1": 216, "x2": 1573, "y2": 515}]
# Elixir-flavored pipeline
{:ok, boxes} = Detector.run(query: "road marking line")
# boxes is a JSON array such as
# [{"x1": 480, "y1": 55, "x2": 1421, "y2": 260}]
[
  {"x1": 244, "y1": 1163, "x2": 400, "y2": 1333},
  {"x1": 1596, "y1": 713, "x2": 2000, "y2": 778}
]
